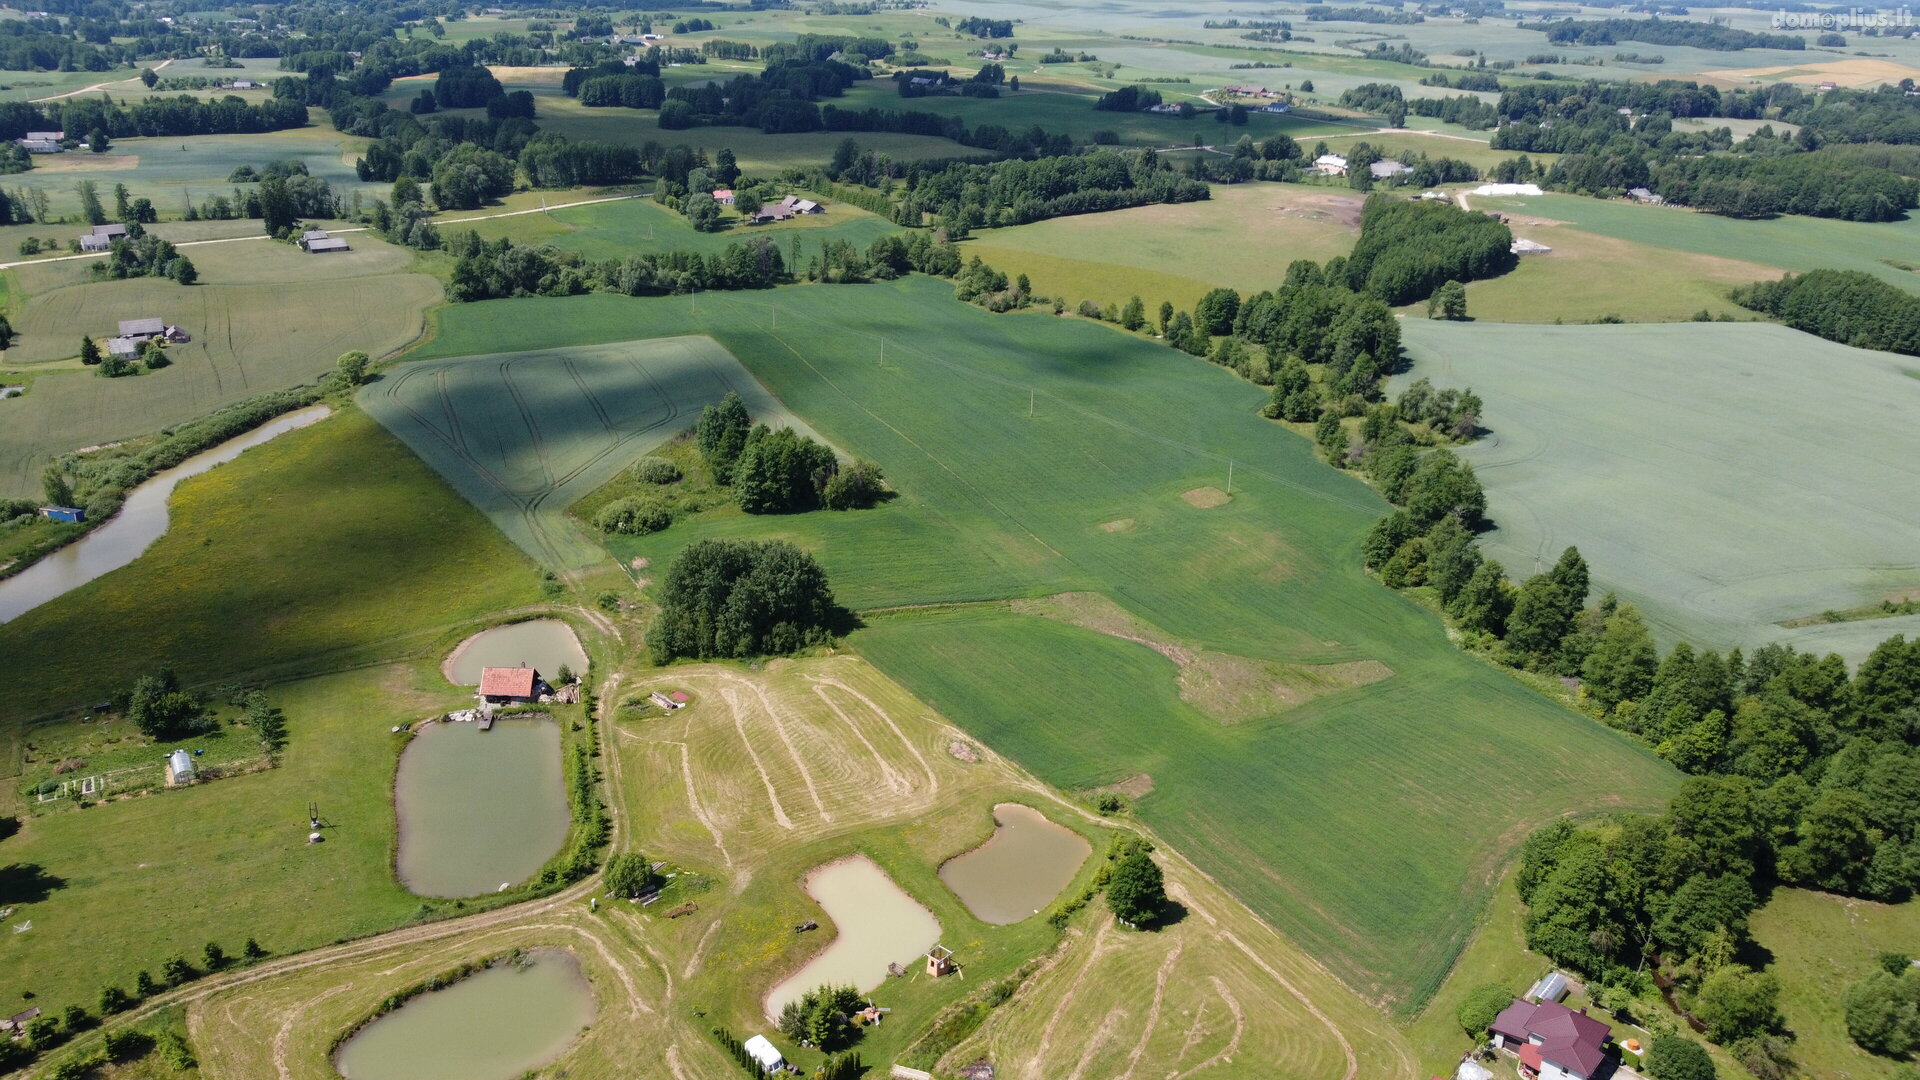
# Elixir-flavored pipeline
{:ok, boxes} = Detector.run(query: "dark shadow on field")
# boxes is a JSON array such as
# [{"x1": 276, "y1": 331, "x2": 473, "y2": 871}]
[
  {"x1": 828, "y1": 603, "x2": 866, "y2": 639},
  {"x1": 1143, "y1": 899, "x2": 1189, "y2": 931},
  {"x1": 0, "y1": 817, "x2": 17, "y2": 843},
  {"x1": 0, "y1": 863, "x2": 66, "y2": 904}
]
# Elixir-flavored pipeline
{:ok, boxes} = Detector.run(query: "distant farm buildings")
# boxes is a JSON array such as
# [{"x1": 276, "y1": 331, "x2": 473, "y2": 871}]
[
  {"x1": 479, "y1": 666, "x2": 542, "y2": 704},
  {"x1": 1312, "y1": 153, "x2": 1349, "y2": 176},
  {"x1": 1369, "y1": 159, "x2": 1411, "y2": 180},
  {"x1": 711, "y1": 188, "x2": 735, "y2": 205},
  {"x1": 1626, "y1": 187, "x2": 1665, "y2": 205},
  {"x1": 750, "y1": 195, "x2": 822, "y2": 224},
  {"x1": 17, "y1": 130, "x2": 62, "y2": 153},
  {"x1": 118, "y1": 317, "x2": 187, "y2": 344},
  {"x1": 78, "y1": 222, "x2": 128, "y2": 252},
  {"x1": 302, "y1": 229, "x2": 350, "y2": 253}
]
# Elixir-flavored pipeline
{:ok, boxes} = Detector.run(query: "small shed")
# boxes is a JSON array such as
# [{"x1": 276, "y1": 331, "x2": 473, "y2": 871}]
[
  {"x1": 793, "y1": 198, "x2": 821, "y2": 214},
  {"x1": 20, "y1": 139, "x2": 60, "y2": 153},
  {"x1": 119, "y1": 317, "x2": 165, "y2": 340},
  {"x1": 480, "y1": 666, "x2": 541, "y2": 703},
  {"x1": 742, "y1": 1034, "x2": 785, "y2": 1074},
  {"x1": 306, "y1": 237, "x2": 350, "y2": 253},
  {"x1": 167, "y1": 749, "x2": 195, "y2": 784},
  {"x1": 926, "y1": 944, "x2": 955, "y2": 976},
  {"x1": 38, "y1": 506, "x2": 84, "y2": 523}
]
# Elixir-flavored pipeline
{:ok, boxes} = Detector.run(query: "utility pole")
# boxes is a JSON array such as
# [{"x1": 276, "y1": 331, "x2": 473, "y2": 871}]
[
  {"x1": 1029, "y1": 389, "x2": 1034, "y2": 418},
  {"x1": 1227, "y1": 459, "x2": 1234, "y2": 494}
]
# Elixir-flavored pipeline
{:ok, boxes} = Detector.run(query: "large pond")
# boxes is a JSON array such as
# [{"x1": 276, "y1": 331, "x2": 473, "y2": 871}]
[
  {"x1": 444, "y1": 619, "x2": 588, "y2": 686},
  {"x1": 765, "y1": 855, "x2": 941, "y2": 1020},
  {"x1": 335, "y1": 949, "x2": 595, "y2": 1080},
  {"x1": 939, "y1": 804, "x2": 1091, "y2": 925},
  {"x1": 0, "y1": 405, "x2": 330, "y2": 624},
  {"x1": 394, "y1": 717, "x2": 569, "y2": 898}
]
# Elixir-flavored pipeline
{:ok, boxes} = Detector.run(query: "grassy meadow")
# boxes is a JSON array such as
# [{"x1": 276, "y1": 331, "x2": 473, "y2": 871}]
[
  {"x1": 361, "y1": 336, "x2": 823, "y2": 569},
  {"x1": 1398, "y1": 320, "x2": 1920, "y2": 662},
  {"x1": 1751, "y1": 889, "x2": 1920, "y2": 1080},
  {"x1": 0, "y1": 232, "x2": 439, "y2": 499},
  {"x1": 0, "y1": 408, "x2": 543, "y2": 731},
  {"x1": 451, "y1": 192, "x2": 900, "y2": 261},
  {"x1": 416, "y1": 278, "x2": 1678, "y2": 1014}
]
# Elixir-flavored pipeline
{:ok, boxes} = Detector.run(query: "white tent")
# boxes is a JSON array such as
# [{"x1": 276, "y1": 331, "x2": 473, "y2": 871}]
[
  {"x1": 743, "y1": 1034, "x2": 784, "y2": 1073},
  {"x1": 1456, "y1": 1060, "x2": 1493, "y2": 1080},
  {"x1": 1471, "y1": 182, "x2": 1544, "y2": 197}
]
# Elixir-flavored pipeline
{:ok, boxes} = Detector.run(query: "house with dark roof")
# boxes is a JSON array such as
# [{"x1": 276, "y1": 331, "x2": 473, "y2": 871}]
[
  {"x1": 1489, "y1": 999, "x2": 1612, "y2": 1080},
  {"x1": 119, "y1": 317, "x2": 166, "y2": 340},
  {"x1": 479, "y1": 666, "x2": 543, "y2": 703}
]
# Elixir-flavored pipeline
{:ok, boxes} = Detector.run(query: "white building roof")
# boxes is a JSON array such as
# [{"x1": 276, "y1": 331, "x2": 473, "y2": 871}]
[
  {"x1": 1510, "y1": 237, "x2": 1552, "y2": 254},
  {"x1": 1472, "y1": 182, "x2": 1543, "y2": 197},
  {"x1": 1314, "y1": 153, "x2": 1348, "y2": 168},
  {"x1": 742, "y1": 1034, "x2": 783, "y2": 1071}
]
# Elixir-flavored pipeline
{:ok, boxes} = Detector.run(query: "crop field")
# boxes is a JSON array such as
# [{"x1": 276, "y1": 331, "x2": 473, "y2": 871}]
[
  {"x1": 963, "y1": 182, "x2": 1361, "y2": 312},
  {"x1": 0, "y1": 409, "x2": 542, "y2": 730},
  {"x1": 3, "y1": 124, "x2": 383, "y2": 219},
  {"x1": 0, "y1": 234, "x2": 439, "y2": 498},
  {"x1": 417, "y1": 278, "x2": 1676, "y2": 1014},
  {"x1": 1399, "y1": 320, "x2": 1920, "y2": 661},
  {"x1": 1433, "y1": 222, "x2": 1775, "y2": 323},
  {"x1": 1469, "y1": 191, "x2": 1920, "y2": 293},
  {"x1": 454, "y1": 193, "x2": 900, "y2": 261},
  {"x1": 1314, "y1": 130, "x2": 1542, "y2": 174},
  {"x1": 81, "y1": 654, "x2": 1417, "y2": 1080},
  {"x1": 362, "y1": 337, "x2": 821, "y2": 569}
]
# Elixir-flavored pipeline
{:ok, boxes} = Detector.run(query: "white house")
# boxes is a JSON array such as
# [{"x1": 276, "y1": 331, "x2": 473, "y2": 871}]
[{"x1": 1312, "y1": 153, "x2": 1348, "y2": 176}]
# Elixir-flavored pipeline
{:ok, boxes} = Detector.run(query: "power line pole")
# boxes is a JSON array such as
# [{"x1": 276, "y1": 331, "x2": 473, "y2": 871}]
[
  {"x1": 1227, "y1": 459, "x2": 1234, "y2": 494},
  {"x1": 1029, "y1": 389, "x2": 1034, "y2": 418}
]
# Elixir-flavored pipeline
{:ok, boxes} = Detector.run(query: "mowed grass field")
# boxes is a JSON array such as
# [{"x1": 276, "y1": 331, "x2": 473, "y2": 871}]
[
  {"x1": 0, "y1": 408, "x2": 542, "y2": 732},
  {"x1": 963, "y1": 182, "x2": 1361, "y2": 312},
  {"x1": 0, "y1": 233, "x2": 440, "y2": 498},
  {"x1": 1751, "y1": 889, "x2": 1920, "y2": 1080},
  {"x1": 1398, "y1": 320, "x2": 1920, "y2": 661},
  {"x1": 453, "y1": 192, "x2": 900, "y2": 262},
  {"x1": 362, "y1": 337, "x2": 822, "y2": 569},
  {"x1": 1426, "y1": 222, "x2": 1777, "y2": 323},
  {"x1": 1471, "y1": 191, "x2": 1920, "y2": 293},
  {"x1": 419, "y1": 278, "x2": 1678, "y2": 1014}
]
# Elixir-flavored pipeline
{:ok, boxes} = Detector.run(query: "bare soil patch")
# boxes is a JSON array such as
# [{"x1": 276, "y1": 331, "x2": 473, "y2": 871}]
[
  {"x1": 1181, "y1": 487, "x2": 1231, "y2": 509},
  {"x1": 1013, "y1": 593, "x2": 1392, "y2": 724},
  {"x1": 1094, "y1": 773, "x2": 1155, "y2": 799},
  {"x1": 947, "y1": 740, "x2": 980, "y2": 763},
  {"x1": 1098, "y1": 518, "x2": 1135, "y2": 533}
]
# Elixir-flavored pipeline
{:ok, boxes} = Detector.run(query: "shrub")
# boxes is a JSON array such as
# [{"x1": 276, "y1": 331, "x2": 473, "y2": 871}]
[
  {"x1": 1645, "y1": 1034, "x2": 1716, "y2": 1080},
  {"x1": 822, "y1": 461, "x2": 885, "y2": 510},
  {"x1": 1456, "y1": 980, "x2": 1513, "y2": 1037},
  {"x1": 630, "y1": 456, "x2": 681, "y2": 484},
  {"x1": 594, "y1": 497, "x2": 672, "y2": 535}
]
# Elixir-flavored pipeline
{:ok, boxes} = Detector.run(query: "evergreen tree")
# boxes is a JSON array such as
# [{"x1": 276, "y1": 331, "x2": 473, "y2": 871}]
[
  {"x1": 79, "y1": 335, "x2": 101, "y2": 366},
  {"x1": 42, "y1": 466, "x2": 73, "y2": 507},
  {"x1": 695, "y1": 392, "x2": 753, "y2": 483}
]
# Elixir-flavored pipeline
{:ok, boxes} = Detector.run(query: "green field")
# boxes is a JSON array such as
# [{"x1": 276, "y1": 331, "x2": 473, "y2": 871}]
[
  {"x1": 0, "y1": 232, "x2": 439, "y2": 498},
  {"x1": 1752, "y1": 888, "x2": 1920, "y2": 1080},
  {"x1": 963, "y1": 182, "x2": 1361, "y2": 312},
  {"x1": 416, "y1": 277, "x2": 1678, "y2": 1014},
  {"x1": 0, "y1": 408, "x2": 542, "y2": 731},
  {"x1": 1399, "y1": 320, "x2": 1920, "y2": 661},
  {"x1": 3, "y1": 124, "x2": 384, "y2": 219},
  {"x1": 361, "y1": 337, "x2": 821, "y2": 569},
  {"x1": 453, "y1": 192, "x2": 901, "y2": 261},
  {"x1": 1472, "y1": 191, "x2": 1920, "y2": 293}
]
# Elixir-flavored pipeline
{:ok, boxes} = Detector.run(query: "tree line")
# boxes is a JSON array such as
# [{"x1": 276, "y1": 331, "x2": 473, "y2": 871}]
[
  {"x1": 1730, "y1": 269, "x2": 1920, "y2": 356},
  {"x1": 1523, "y1": 17, "x2": 1805, "y2": 50}
]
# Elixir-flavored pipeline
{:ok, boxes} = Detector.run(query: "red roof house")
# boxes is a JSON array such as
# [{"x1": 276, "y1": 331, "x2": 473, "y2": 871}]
[
  {"x1": 1490, "y1": 998, "x2": 1611, "y2": 1080},
  {"x1": 479, "y1": 667, "x2": 540, "y2": 702}
]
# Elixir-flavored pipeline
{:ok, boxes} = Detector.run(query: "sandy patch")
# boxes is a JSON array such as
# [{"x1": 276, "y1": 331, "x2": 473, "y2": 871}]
[
  {"x1": 1098, "y1": 518, "x2": 1136, "y2": 533},
  {"x1": 1706, "y1": 57, "x2": 1920, "y2": 88},
  {"x1": 1095, "y1": 773, "x2": 1155, "y2": 799},
  {"x1": 1181, "y1": 487, "x2": 1231, "y2": 509},
  {"x1": 1013, "y1": 593, "x2": 1393, "y2": 724},
  {"x1": 629, "y1": 557, "x2": 649, "y2": 569},
  {"x1": 947, "y1": 740, "x2": 980, "y2": 763}
]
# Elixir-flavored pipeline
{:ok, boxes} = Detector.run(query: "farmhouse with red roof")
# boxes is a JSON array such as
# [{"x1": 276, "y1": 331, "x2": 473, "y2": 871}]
[
  {"x1": 1489, "y1": 998, "x2": 1612, "y2": 1080},
  {"x1": 479, "y1": 666, "x2": 541, "y2": 703}
]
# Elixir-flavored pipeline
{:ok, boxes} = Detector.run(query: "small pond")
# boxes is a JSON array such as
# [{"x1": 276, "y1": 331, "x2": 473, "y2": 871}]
[
  {"x1": 444, "y1": 619, "x2": 588, "y2": 686},
  {"x1": 0, "y1": 405, "x2": 330, "y2": 624},
  {"x1": 765, "y1": 855, "x2": 941, "y2": 1020},
  {"x1": 394, "y1": 717, "x2": 569, "y2": 898},
  {"x1": 334, "y1": 949, "x2": 595, "y2": 1080},
  {"x1": 940, "y1": 803, "x2": 1091, "y2": 925}
]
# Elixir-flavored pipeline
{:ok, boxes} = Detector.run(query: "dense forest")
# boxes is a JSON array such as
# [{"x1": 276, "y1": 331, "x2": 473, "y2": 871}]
[
  {"x1": 1731, "y1": 269, "x2": 1920, "y2": 356},
  {"x1": 1343, "y1": 197, "x2": 1515, "y2": 306},
  {"x1": 1523, "y1": 16, "x2": 1805, "y2": 50},
  {"x1": 892, "y1": 149, "x2": 1209, "y2": 232}
]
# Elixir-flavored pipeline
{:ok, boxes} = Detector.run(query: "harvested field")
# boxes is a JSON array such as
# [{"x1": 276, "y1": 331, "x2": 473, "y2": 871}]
[{"x1": 1707, "y1": 57, "x2": 1920, "y2": 87}]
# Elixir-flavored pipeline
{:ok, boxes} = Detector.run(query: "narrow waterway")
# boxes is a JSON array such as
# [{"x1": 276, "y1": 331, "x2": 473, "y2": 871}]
[{"x1": 0, "y1": 405, "x2": 330, "y2": 623}]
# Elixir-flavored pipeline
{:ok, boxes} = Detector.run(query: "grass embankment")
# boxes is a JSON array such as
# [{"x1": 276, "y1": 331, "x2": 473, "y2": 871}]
[
  {"x1": 1398, "y1": 319, "x2": 1920, "y2": 662},
  {"x1": 0, "y1": 234, "x2": 440, "y2": 498},
  {"x1": 418, "y1": 278, "x2": 1679, "y2": 1015}
]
